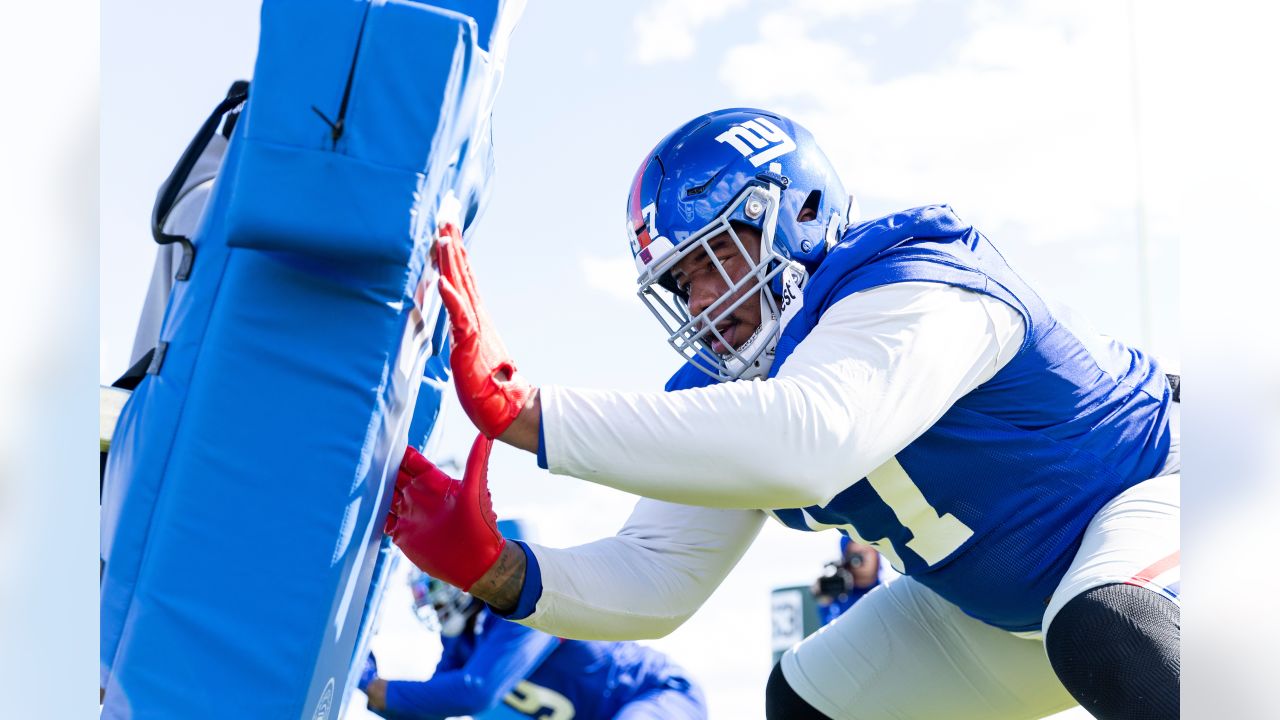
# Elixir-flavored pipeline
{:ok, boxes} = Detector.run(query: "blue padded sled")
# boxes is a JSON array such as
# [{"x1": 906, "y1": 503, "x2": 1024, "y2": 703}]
[{"x1": 100, "y1": 1, "x2": 523, "y2": 717}]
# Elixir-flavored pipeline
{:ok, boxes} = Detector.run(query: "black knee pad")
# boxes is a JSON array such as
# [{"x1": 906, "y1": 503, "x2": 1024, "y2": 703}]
[
  {"x1": 1045, "y1": 582, "x2": 1179, "y2": 720},
  {"x1": 765, "y1": 661, "x2": 833, "y2": 719}
]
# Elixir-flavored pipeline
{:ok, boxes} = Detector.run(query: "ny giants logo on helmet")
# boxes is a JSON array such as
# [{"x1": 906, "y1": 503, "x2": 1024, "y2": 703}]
[{"x1": 714, "y1": 118, "x2": 796, "y2": 167}]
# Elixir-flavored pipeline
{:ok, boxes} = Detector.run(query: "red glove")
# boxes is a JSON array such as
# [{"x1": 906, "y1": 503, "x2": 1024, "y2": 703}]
[
  {"x1": 384, "y1": 434, "x2": 506, "y2": 591},
  {"x1": 434, "y1": 224, "x2": 533, "y2": 439}
]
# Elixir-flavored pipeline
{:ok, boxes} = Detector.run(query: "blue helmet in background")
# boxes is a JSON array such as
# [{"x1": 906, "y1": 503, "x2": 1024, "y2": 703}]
[{"x1": 627, "y1": 108, "x2": 854, "y2": 381}]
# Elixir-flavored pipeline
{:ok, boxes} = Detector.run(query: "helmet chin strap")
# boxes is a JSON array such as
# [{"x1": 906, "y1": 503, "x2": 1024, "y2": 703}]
[
  {"x1": 723, "y1": 291, "x2": 779, "y2": 381},
  {"x1": 722, "y1": 260, "x2": 807, "y2": 381}
]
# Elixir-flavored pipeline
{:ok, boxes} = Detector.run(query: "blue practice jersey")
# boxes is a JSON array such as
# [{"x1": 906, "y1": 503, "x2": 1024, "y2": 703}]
[
  {"x1": 667, "y1": 205, "x2": 1173, "y2": 632},
  {"x1": 382, "y1": 609, "x2": 699, "y2": 720}
]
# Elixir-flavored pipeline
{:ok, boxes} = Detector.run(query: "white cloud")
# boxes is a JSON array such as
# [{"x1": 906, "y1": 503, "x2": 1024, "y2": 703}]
[
  {"x1": 580, "y1": 254, "x2": 643, "y2": 303},
  {"x1": 631, "y1": 0, "x2": 749, "y2": 65},
  {"x1": 792, "y1": 0, "x2": 917, "y2": 20},
  {"x1": 720, "y1": 13, "x2": 870, "y2": 102},
  {"x1": 717, "y1": 2, "x2": 1143, "y2": 246}
]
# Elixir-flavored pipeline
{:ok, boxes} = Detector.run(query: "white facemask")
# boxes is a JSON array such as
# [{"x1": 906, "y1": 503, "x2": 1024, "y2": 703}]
[
  {"x1": 637, "y1": 184, "x2": 804, "y2": 382},
  {"x1": 437, "y1": 609, "x2": 471, "y2": 638}
]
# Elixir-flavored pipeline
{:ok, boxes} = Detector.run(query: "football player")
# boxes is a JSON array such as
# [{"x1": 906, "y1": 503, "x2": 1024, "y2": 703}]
[
  {"x1": 387, "y1": 108, "x2": 1181, "y2": 720},
  {"x1": 359, "y1": 569, "x2": 706, "y2": 719}
]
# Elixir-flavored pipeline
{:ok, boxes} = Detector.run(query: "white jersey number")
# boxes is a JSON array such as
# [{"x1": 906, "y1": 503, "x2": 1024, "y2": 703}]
[
  {"x1": 798, "y1": 457, "x2": 974, "y2": 573},
  {"x1": 864, "y1": 458, "x2": 974, "y2": 567},
  {"x1": 503, "y1": 680, "x2": 576, "y2": 720}
]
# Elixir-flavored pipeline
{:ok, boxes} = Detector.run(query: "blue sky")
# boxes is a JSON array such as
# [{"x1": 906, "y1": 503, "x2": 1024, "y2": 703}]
[{"x1": 95, "y1": 1, "x2": 1190, "y2": 717}]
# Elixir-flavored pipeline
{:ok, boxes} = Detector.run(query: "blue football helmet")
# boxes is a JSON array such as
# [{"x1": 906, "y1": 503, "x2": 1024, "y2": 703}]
[
  {"x1": 407, "y1": 568, "x2": 479, "y2": 637},
  {"x1": 627, "y1": 108, "x2": 854, "y2": 381}
]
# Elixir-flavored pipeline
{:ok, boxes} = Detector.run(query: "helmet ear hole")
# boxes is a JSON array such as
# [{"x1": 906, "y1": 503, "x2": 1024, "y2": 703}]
[{"x1": 799, "y1": 190, "x2": 821, "y2": 222}]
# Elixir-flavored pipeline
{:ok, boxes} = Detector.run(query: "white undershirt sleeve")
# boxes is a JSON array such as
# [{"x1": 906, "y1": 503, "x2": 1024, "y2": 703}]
[
  {"x1": 517, "y1": 500, "x2": 766, "y2": 639},
  {"x1": 540, "y1": 282, "x2": 1025, "y2": 509}
]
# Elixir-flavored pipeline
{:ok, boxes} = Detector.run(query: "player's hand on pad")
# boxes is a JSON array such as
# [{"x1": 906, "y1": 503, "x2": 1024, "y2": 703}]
[
  {"x1": 384, "y1": 433, "x2": 507, "y2": 591},
  {"x1": 433, "y1": 223, "x2": 534, "y2": 439}
]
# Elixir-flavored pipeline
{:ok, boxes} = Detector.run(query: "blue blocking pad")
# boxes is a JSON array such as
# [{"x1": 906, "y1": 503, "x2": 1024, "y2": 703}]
[
  {"x1": 100, "y1": 1, "x2": 522, "y2": 717},
  {"x1": 226, "y1": 0, "x2": 478, "y2": 263}
]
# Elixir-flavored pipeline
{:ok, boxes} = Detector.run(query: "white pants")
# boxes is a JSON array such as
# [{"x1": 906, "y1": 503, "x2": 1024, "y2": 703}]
[{"x1": 781, "y1": 467, "x2": 1181, "y2": 720}]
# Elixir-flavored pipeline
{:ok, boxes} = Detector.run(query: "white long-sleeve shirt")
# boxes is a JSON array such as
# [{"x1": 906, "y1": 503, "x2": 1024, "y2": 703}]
[{"x1": 517, "y1": 282, "x2": 1025, "y2": 639}]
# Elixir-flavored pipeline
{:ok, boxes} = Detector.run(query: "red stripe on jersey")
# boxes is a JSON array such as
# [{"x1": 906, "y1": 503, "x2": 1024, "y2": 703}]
[{"x1": 1127, "y1": 550, "x2": 1180, "y2": 586}]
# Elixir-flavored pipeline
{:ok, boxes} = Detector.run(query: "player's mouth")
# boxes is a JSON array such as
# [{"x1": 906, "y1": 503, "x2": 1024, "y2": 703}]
[{"x1": 709, "y1": 321, "x2": 739, "y2": 355}]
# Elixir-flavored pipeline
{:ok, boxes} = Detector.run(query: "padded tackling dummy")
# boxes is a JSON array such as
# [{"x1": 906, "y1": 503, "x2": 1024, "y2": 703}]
[{"x1": 100, "y1": 1, "x2": 523, "y2": 717}]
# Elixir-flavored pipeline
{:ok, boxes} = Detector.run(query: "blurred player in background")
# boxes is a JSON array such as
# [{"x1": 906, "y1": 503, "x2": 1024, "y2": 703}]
[
  {"x1": 359, "y1": 569, "x2": 706, "y2": 719},
  {"x1": 386, "y1": 108, "x2": 1181, "y2": 720},
  {"x1": 812, "y1": 537, "x2": 884, "y2": 627}
]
